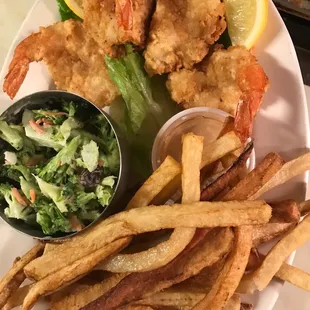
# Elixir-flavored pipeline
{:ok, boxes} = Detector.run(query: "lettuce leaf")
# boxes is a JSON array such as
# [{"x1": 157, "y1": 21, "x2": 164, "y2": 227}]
[
  {"x1": 56, "y1": 0, "x2": 82, "y2": 22},
  {"x1": 105, "y1": 45, "x2": 166, "y2": 135},
  {"x1": 81, "y1": 140, "x2": 99, "y2": 172},
  {"x1": 105, "y1": 46, "x2": 180, "y2": 180}
]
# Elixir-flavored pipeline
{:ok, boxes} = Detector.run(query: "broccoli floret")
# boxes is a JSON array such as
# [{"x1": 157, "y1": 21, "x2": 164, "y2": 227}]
[
  {"x1": 0, "y1": 120, "x2": 24, "y2": 150},
  {"x1": 77, "y1": 209, "x2": 101, "y2": 222},
  {"x1": 1, "y1": 165, "x2": 33, "y2": 183},
  {"x1": 34, "y1": 176, "x2": 68, "y2": 213},
  {"x1": 0, "y1": 184, "x2": 35, "y2": 223},
  {"x1": 37, "y1": 136, "x2": 81, "y2": 183},
  {"x1": 20, "y1": 177, "x2": 38, "y2": 201},
  {"x1": 23, "y1": 110, "x2": 67, "y2": 150},
  {"x1": 34, "y1": 198, "x2": 72, "y2": 235},
  {"x1": 76, "y1": 191, "x2": 97, "y2": 207}
]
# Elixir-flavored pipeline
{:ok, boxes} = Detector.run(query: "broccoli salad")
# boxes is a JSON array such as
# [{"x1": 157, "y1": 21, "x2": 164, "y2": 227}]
[{"x1": 0, "y1": 102, "x2": 120, "y2": 235}]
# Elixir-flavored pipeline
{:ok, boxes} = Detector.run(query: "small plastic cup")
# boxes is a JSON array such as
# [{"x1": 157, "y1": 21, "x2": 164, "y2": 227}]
[{"x1": 152, "y1": 107, "x2": 255, "y2": 171}]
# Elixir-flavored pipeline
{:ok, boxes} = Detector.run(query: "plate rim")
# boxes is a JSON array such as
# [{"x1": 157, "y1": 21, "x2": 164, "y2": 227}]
[{"x1": 0, "y1": 1, "x2": 309, "y2": 310}]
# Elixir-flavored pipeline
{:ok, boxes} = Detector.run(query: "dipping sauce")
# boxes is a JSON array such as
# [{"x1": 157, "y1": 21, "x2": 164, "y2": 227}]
[{"x1": 152, "y1": 107, "x2": 230, "y2": 170}]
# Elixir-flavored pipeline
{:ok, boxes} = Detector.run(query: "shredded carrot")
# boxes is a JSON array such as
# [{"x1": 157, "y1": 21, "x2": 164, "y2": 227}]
[
  {"x1": 36, "y1": 118, "x2": 53, "y2": 126},
  {"x1": 29, "y1": 120, "x2": 44, "y2": 134},
  {"x1": 42, "y1": 118, "x2": 53, "y2": 126},
  {"x1": 41, "y1": 111, "x2": 68, "y2": 116},
  {"x1": 29, "y1": 189, "x2": 36, "y2": 204},
  {"x1": 69, "y1": 215, "x2": 84, "y2": 232},
  {"x1": 12, "y1": 188, "x2": 28, "y2": 207}
]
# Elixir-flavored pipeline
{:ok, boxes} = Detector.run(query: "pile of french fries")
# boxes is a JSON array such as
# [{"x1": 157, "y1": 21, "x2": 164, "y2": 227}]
[{"x1": 2, "y1": 127, "x2": 310, "y2": 310}]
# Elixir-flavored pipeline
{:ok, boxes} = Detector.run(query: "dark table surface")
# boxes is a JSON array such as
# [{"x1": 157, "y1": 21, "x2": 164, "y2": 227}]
[{"x1": 278, "y1": 10, "x2": 310, "y2": 86}]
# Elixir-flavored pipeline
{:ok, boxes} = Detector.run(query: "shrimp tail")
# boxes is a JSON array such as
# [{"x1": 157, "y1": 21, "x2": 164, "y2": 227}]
[
  {"x1": 234, "y1": 63, "x2": 269, "y2": 142},
  {"x1": 116, "y1": 0, "x2": 133, "y2": 31},
  {"x1": 3, "y1": 33, "x2": 41, "y2": 99}
]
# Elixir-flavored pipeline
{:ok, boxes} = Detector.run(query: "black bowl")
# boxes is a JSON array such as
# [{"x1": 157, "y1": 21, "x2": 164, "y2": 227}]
[{"x1": 0, "y1": 91, "x2": 129, "y2": 240}]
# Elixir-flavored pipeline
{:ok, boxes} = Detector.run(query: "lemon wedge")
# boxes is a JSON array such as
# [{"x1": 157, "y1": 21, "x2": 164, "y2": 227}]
[
  {"x1": 64, "y1": 0, "x2": 84, "y2": 19},
  {"x1": 224, "y1": 0, "x2": 268, "y2": 49}
]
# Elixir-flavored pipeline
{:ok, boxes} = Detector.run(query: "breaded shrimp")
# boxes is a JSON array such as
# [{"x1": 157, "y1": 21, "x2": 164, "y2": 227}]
[
  {"x1": 3, "y1": 20, "x2": 120, "y2": 108},
  {"x1": 144, "y1": 0, "x2": 226, "y2": 75},
  {"x1": 167, "y1": 46, "x2": 269, "y2": 142},
  {"x1": 83, "y1": 0, "x2": 155, "y2": 51}
]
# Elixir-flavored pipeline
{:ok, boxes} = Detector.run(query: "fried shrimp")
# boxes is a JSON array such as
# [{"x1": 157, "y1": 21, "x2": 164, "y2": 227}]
[
  {"x1": 83, "y1": 0, "x2": 155, "y2": 51},
  {"x1": 144, "y1": 0, "x2": 226, "y2": 75},
  {"x1": 3, "y1": 20, "x2": 120, "y2": 108},
  {"x1": 167, "y1": 46, "x2": 269, "y2": 141}
]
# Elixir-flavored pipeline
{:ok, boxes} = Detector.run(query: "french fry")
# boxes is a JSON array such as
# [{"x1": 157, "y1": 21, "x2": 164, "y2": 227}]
[
  {"x1": 105, "y1": 201, "x2": 272, "y2": 231},
  {"x1": 222, "y1": 152, "x2": 285, "y2": 201},
  {"x1": 81, "y1": 228, "x2": 233, "y2": 310},
  {"x1": 103, "y1": 133, "x2": 203, "y2": 273},
  {"x1": 7, "y1": 131, "x2": 310, "y2": 310},
  {"x1": 251, "y1": 151, "x2": 310, "y2": 200},
  {"x1": 24, "y1": 221, "x2": 133, "y2": 281},
  {"x1": 299, "y1": 199, "x2": 310, "y2": 216},
  {"x1": 43, "y1": 242, "x2": 59, "y2": 254},
  {"x1": 238, "y1": 215, "x2": 310, "y2": 293},
  {"x1": 50, "y1": 273, "x2": 127, "y2": 310},
  {"x1": 126, "y1": 156, "x2": 181, "y2": 209},
  {"x1": 154, "y1": 131, "x2": 243, "y2": 205},
  {"x1": 213, "y1": 186, "x2": 232, "y2": 201},
  {"x1": 275, "y1": 263, "x2": 310, "y2": 291},
  {"x1": 124, "y1": 306, "x2": 155, "y2": 310},
  {"x1": 148, "y1": 229, "x2": 233, "y2": 295},
  {"x1": 104, "y1": 156, "x2": 182, "y2": 274},
  {"x1": 221, "y1": 153, "x2": 239, "y2": 169},
  {"x1": 100, "y1": 229, "x2": 194, "y2": 273},
  {"x1": 179, "y1": 259, "x2": 226, "y2": 291},
  {"x1": 25, "y1": 201, "x2": 270, "y2": 282},
  {"x1": 135, "y1": 292, "x2": 240, "y2": 310},
  {"x1": 217, "y1": 117, "x2": 245, "y2": 174},
  {"x1": 134, "y1": 288, "x2": 205, "y2": 308},
  {"x1": 201, "y1": 131, "x2": 242, "y2": 169},
  {"x1": 246, "y1": 248, "x2": 263, "y2": 272},
  {"x1": 224, "y1": 294, "x2": 241, "y2": 310},
  {"x1": 245, "y1": 247, "x2": 310, "y2": 294},
  {"x1": 201, "y1": 143, "x2": 253, "y2": 201},
  {"x1": 181, "y1": 133, "x2": 204, "y2": 204},
  {"x1": 252, "y1": 222, "x2": 296, "y2": 248},
  {"x1": 244, "y1": 249, "x2": 310, "y2": 292},
  {"x1": 22, "y1": 237, "x2": 131, "y2": 310},
  {"x1": 192, "y1": 226, "x2": 252, "y2": 310},
  {"x1": 270, "y1": 200, "x2": 300, "y2": 223},
  {"x1": 2, "y1": 284, "x2": 33, "y2": 310},
  {"x1": 248, "y1": 200, "x2": 299, "y2": 249},
  {"x1": 200, "y1": 160, "x2": 223, "y2": 188},
  {"x1": 0, "y1": 243, "x2": 44, "y2": 308}
]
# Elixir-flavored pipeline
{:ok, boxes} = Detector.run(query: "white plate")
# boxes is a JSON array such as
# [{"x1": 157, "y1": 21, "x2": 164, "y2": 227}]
[{"x1": 0, "y1": 1, "x2": 308, "y2": 309}]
